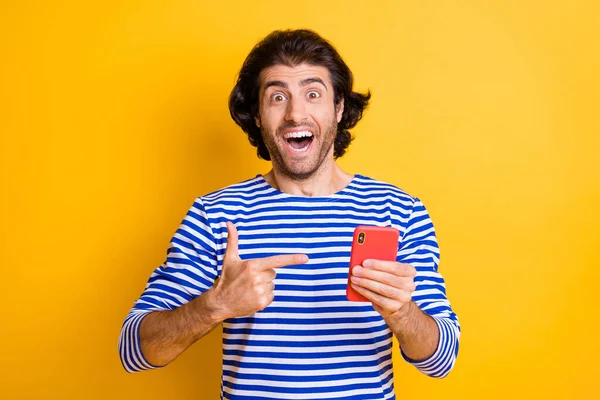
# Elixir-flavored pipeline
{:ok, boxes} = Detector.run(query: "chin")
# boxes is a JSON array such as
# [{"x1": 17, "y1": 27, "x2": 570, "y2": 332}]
[{"x1": 280, "y1": 164, "x2": 319, "y2": 181}]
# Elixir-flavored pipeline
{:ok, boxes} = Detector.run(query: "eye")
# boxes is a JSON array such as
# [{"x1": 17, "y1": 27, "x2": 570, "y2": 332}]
[
  {"x1": 271, "y1": 93, "x2": 287, "y2": 102},
  {"x1": 307, "y1": 90, "x2": 320, "y2": 99}
]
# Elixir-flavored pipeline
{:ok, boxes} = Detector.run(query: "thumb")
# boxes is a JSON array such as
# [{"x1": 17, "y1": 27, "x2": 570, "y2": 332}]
[{"x1": 224, "y1": 221, "x2": 240, "y2": 263}]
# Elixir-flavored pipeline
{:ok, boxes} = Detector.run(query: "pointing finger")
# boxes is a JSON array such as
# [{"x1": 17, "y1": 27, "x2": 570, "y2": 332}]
[{"x1": 254, "y1": 254, "x2": 309, "y2": 271}]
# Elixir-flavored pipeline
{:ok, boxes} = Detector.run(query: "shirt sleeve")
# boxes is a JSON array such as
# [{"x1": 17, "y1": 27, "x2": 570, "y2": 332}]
[
  {"x1": 118, "y1": 197, "x2": 219, "y2": 373},
  {"x1": 397, "y1": 198, "x2": 461, "y2": 378}
]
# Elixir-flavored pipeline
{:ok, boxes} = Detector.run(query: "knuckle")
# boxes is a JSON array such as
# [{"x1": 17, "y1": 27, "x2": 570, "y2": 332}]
[
  {"x1": 399, "y1": 277, "x2": 414, "y2": 290},
  {"x1": 245, "y1": 260, "x2": 257, "y2": 271},
  {"x1": 260, "y1": 293, "x2": 273, "y2": 309},
  {"x1": 252, "y1": 284, "x2": 263, "y2": 297}
]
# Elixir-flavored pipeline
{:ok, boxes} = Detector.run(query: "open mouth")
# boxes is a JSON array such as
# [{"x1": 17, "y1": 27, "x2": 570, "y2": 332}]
[{"x1": 283, "y1": 130, "x2": 314, "y2": 152}]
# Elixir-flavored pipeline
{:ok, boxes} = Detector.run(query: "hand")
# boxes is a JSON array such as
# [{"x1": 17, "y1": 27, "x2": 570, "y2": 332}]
[
  {"x1": 211, "y1": 222, "x2": 309, "y2": 319},
  {"x1": 350, "y1": 260, "x2": 416, "y2": 318}
]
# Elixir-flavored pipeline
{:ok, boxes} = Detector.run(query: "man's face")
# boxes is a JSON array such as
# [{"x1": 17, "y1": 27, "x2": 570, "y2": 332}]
[{"x1": 255, "y1": 63, "x2": 344, "y2": 181}]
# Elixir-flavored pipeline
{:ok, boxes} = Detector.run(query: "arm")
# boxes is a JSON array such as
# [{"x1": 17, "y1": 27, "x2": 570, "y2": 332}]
[
  {"x1": 119, "y1": 209, "x2": 308, "y2": 372},
  {"x1": 136, "y1": 222, "x2": 308, "y2": 367},
  {"x1": 137, "y1": 287, "x2": 223, "y2": 367},
  {"x1": 350, "y1": 198, "x2": 460, "y2": 378},
  {"x1": 383, "y1": 300, "x2": 439, "y2": 360},
  {"x1": 350, "y1": 262, "x2": 440, "y2": 361},
  {"x1": 118, "y1": 295, "x2": 222, "y2": 371},
  {"x1": 118, "y1": 197, "x2": 220, "y2": 372}
]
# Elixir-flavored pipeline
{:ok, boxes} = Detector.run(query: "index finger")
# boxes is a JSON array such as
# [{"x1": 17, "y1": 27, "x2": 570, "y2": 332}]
[
  {"x1": 254, "y1": 254, "x2": 309, "y2": 270},
  {"x1": 363, "y1": 260, "x2": 416, "y2": 276}
]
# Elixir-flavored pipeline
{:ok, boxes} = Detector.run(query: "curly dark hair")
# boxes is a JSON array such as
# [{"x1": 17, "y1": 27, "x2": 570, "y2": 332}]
[{"x1": 228, "y1": 29, "x2": 371, "y2": 160}]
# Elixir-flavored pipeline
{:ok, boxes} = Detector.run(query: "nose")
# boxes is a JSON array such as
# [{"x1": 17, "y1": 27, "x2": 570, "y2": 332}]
[{"x1": 284, "y1": 96, "x2": 308, "y2": 123}]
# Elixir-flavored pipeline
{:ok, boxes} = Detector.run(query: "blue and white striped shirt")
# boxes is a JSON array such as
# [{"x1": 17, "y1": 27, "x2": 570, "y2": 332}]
[{"x1": 119, "y1": 174, "x2": 460, "y2": 399}]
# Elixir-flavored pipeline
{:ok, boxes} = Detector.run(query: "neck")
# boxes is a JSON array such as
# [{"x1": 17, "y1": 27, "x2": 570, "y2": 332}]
[{"x1": 263, "y1": 161, "x2": 353, "y2": 197}]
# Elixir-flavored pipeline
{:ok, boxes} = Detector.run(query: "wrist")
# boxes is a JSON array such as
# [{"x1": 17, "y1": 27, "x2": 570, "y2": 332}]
[
  {"x1": 385, "y1": 301, "x2": 416, "y2": 331},
  {"x1": 185, "y1": 288, "x2": 229, "y2": 332}
]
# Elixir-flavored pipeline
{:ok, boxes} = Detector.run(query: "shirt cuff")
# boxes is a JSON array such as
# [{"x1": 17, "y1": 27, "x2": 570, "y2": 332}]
[
  {"x1": 400, "y1": 315, "x2": 459, "y2": 378},
  {"x1": 119, "y1": 312, "x2": 163, "y2": 373}
]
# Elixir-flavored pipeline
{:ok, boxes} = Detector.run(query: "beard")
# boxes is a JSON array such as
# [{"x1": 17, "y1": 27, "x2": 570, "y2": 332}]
[{"x1": 261, "y1": 117, "x2": 338, "y2": 182}]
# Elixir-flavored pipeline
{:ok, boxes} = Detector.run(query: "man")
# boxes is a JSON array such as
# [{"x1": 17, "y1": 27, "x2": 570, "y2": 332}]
[{"x1": 119, "y1": 29, "x2": 460, "y2": 399}]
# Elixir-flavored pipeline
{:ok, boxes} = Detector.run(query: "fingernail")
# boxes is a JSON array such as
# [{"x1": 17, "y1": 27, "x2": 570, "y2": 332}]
[
  {"x1": 351, "y1": 276, "x2": 359, "y2": 283},
  {"x1": 353, "y1": 266, "x2": 362, "y2": 275},
  {"x1": 363, "y1": 260, "x2": 372, "y2": 267}
]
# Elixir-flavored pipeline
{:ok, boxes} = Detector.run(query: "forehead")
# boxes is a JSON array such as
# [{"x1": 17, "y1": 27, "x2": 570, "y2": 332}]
[{"x1": 259, "y1": 63, "x2": 331, "y2": 89}]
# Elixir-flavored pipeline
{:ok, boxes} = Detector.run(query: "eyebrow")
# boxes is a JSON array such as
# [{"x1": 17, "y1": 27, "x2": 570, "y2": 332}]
[{"x1": 263, "y1": 77, "x2": 328, "y2": 91}]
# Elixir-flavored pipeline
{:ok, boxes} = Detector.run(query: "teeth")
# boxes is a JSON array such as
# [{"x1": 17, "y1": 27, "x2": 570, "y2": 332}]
[{"x1": 284, "y1": 130, "x2": 313, "y2": 139}]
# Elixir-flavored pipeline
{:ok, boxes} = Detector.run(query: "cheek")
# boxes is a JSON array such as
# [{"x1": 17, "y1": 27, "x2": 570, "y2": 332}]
[
  {"x1": 260, "y1": 107, "x2": 283, "y2": 131},
  {"x1": 310, "y1": 105, "x2": 337, "y2": 128}
]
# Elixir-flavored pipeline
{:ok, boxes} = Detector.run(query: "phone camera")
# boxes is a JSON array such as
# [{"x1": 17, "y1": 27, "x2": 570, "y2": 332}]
[{"x1": 358, "y1": 232, "x2": 365, "y2": 244}]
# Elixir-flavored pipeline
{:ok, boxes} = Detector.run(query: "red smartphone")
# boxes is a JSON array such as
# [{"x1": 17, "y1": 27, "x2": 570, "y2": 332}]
[{"x1": 346, "y1": 225, "x2": 400, "y2": 302}]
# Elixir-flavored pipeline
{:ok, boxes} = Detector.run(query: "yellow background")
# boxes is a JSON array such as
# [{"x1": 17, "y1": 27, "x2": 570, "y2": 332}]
[{"x1": 1, "y1": 1, "x2": 598, "y2": 399}]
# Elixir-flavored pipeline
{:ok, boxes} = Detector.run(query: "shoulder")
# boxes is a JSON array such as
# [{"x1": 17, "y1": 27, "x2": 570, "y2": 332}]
[
  {"x1": 351, "y1": 174, "x2": 419, "y2": 205},
  {"x1": 198, "y1": 175, "x2": 271, "y2": 206}
]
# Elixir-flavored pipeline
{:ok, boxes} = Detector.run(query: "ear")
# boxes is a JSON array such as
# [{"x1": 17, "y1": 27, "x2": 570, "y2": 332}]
[
  {"x1": 336, "y1": 97, "x2": 345, "y2": 123},
  {"x1": 254, "y1": 114, "x2": 261, "y2": 128}
]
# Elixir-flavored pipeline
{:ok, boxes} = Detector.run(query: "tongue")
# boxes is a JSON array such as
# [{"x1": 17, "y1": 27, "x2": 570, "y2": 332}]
[{"x1": 288, "y1": 137, "x2": 311, "y2": 149}]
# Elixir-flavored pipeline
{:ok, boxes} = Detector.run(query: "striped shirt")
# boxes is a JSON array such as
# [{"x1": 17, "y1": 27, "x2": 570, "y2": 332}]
[{"x1": 119, "y1": 174, "x2": 460, "y2": 399}]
